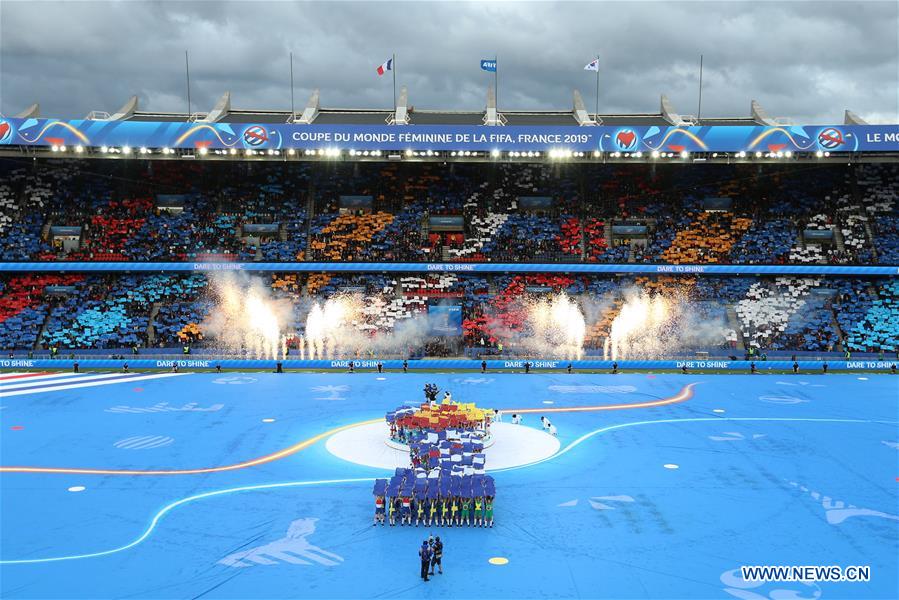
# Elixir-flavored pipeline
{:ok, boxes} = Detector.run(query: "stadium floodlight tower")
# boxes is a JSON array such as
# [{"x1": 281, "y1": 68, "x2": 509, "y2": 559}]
[
  {"x1": 750, "y1": 99, "x2": 792, "y2": 126},
  {"x1": 573, "y1": 90, "x2": 598, "y2": 126},
  {"x1": 202, "y1": 92, "x2": 231, "y2": 123},
  {"x1": 15, "y1": 103, "x2": 40, "y2": 119},
  {"x1": 86, "y1": 95, "x2": 138, "y2": 121},
  {"x1": 660, "y1": 94, "x2": 696, "y2": 126},
  {"x1": 386, "y1": 86, "x2": 410, "y2": 125},
  {"x1": 843, "y1": 109, "x2": 869, "y2": 125},
  {"x1": 289, "y1": 89, "x2": 320, "y2": 124},
  {"x1": 483, "y1": 85, "x2": 506, "y2": 126}
]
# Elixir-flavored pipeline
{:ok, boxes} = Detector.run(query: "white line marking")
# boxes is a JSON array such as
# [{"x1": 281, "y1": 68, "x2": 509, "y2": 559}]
[
  {"x1": 0, "y1": 373, "x2": 189, "y2": 397},
  {"x1": 0, "y1": 373, "x2": 106, "y2": 391},
  {"x1": 2, "y1": 417, "x2": 893, "y2": 566}
]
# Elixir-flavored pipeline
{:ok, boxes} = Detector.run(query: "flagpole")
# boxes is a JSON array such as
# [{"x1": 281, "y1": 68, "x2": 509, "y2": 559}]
[
  {"x1": 494, "y1": 54, "x2": 498, "y2": 112},
  {"x1": 185, "y1": 50, "x2": 192, "y2": 118},
  {"x1": 697, "y1": 54, "x2": 704, "y2": 120},
  {"x1": 392, "y1": 53, "x2": 397, "y2": 110},
  {"x1": 594, "y1": 54, "x2": 600, "y2": 121},
  {"x1": 290, "y1": 51, "x2": 295, "y2": 117}
]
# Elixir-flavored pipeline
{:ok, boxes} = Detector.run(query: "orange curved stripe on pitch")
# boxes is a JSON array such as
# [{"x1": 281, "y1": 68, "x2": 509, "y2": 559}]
[
  {"x1": 0, "y1": 384, "x2": 696, "y2": 476},
  {"x1": 0, "y1": 418, "x2": 382, "y2": 476},
  {"x1": 510, "y1": 382, "x2": 697, "y2": 414}
]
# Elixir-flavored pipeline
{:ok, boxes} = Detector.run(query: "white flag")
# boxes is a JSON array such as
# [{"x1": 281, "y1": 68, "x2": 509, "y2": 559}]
[{"x1": 584, "y1": 58, "x2": 599, "y2": 72}]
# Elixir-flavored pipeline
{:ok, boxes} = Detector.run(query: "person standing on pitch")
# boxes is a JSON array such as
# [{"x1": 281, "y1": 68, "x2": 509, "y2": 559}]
[
  {"x1": 481, "y1": 360, "x2": 487, "y2": 373},
  {"x1": 403, "y1": 359, "x2": 408, "y2": 373},
  {"x1": 430, "y1": 537, "x2": 444, "y2": 575},
  {"x1": 419, "y1": 541, "x2": 432, "y2": 582},
  {"x1": 415, "y1": 497, "x2": 425, "y2": 527},
  {"x1": 485, "y1": 496, "x2": 494, "y2": 527}
]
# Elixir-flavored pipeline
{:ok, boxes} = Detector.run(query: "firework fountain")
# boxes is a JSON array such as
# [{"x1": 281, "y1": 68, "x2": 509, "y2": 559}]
[
  {"x1": 202, "y1": 273, "x2": 292, "y2": 359},
  {"x1": 602, "y1": 289, "x2": 728, "y2": 360},
  {"x1": 301, "y1": 295, "x2": 365, "y2": 359},
  {"x1": 499, "y1": 292, "x2": 586, "y2": 359}
]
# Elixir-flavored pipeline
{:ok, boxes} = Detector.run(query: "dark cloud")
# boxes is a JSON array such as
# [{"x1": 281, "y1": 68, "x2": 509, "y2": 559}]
[{"x1": 1, "y1": 1, "x2": 896, "y2": 123}]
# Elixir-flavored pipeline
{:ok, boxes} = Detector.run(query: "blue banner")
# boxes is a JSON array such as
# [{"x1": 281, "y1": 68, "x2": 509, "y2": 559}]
[
  {"x1": 518, "y1": 196, "x2": 553, "y2": 210},
  {"x1": 429, "y1": 216, "x2": 465, "y2": 231},
  {"x1": 242, "y1": 224, "x2": 279, "y2": 234},
  {"x1": 1, "y1": 358, "x2": 895, "y2": 372},
  {"x1": 156, "y1": 194, "x2": 187, "y2": 207},
  {"x1": 1, "y1": 118, "x2": 896, "y2": 153},
  {"x1": 480, "y1": 59, "x2": 497, "y2": 72},
  {"x1": 429, "y1": 304, "x2": 463, "y2": 336},
  {"x1": 49, "y1": 226, "x2": 82, "y2": 236},
  {"x1": 0, "y1": 261, "x2": 896, "y2": 275},
  {"x1": 44, "y1": 285, "x2": 76, "y2": 294},
  {"x1": 611, "y1": 225, "x2": 649, "y2": 235},
  {"x1": 702, "y1": 197, "x2": 733, "y2": 210},
  {"x1": 339, "y1": 195, "x2": 374, "y2": 209},
  {"x1": 804, "y1": 229, "x2": 834, "y2": 241}
]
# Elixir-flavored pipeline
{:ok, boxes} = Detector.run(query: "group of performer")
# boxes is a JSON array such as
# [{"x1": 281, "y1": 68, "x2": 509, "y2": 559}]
[
  {"x1": 375, "y1": 494, "x2": 494, "y2": 527},
  {"x1": 375, "y1": 387, "x2": 497, "y2": 529}
]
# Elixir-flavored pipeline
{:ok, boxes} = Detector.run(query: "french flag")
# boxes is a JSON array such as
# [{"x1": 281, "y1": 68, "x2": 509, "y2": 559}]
[{"x1": 376, "y1": 58, "x2": 393, "y2": 76}]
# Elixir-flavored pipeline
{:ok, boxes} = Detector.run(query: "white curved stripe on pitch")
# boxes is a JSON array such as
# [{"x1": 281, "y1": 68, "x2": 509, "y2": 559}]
[
  {"x1": 0, "y1": 373, "x2": 189, "y2": 397},
  {"x1": 0, "y1": 372, "x2": 81, "y2": 387},
  {"x1": 114, "y1": 436, "x2": 174, "y2": 450},
  {"x1": 136, "y1": 439, "x2": 175, "y2": 449},
  {"x1": 114, "y1": 436, "x2": 161, "y2": 448},
  {"x1": 0, "y1": 373, "x2": 130, "y2": 391},
  {"x1": 126, "y1": 437, "x2": 173, "y2": 450},
  {"x1": 0, "y1": 372, "x2": 81, "y2": 381}
]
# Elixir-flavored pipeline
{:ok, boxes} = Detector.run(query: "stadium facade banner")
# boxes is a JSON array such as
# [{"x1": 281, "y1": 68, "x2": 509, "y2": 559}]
[
  {"x1": 518, "y1": 196, "x2": 553, "y2": 209},
  {"x1": 1, "y1": 118, "x2": 897, "y2": 153},
  {"x1": 48, "y1": 226, "x2": 82, "y2": 236},
  {"x1": 428, "y1": 216, "x2": 465, "y2": 231},
  {"x1": 611, "y1": 225, "x2": 649, "y2": 235},
  {"x1": 428, "y1": 303, "x2": 463, "y2": 336},
  {"x1": 702, "y1": 197, "x2": 734, "y2": 210},
  {"x1": 0, "y1": 261, "x2": 896, "y2": 275},
  {"x1": 241, "y1": 224, "x2": 279, "y2": 234},
  {"x1": 339, "y1": 195, "x2": 374, "y2": 209},
  {"x1": 156, "y1": 194, "x2": 187, "y2": 207},
  {"x1": 1, "y1": 358, "x2": 895, "y2": 371},
  {"x1": 804, "y1": 229, "x2": 835, "y2": 240}
]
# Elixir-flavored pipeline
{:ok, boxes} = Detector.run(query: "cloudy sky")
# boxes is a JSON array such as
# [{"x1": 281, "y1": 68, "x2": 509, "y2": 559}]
[{"x1": 1, "y1": 1, "x2": 897, "y2": 123}]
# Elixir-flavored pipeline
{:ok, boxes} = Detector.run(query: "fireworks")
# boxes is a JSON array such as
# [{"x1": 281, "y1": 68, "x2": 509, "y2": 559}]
[
  {"x1": 604, "y1": 292, "x2": 672, "y2": 361},
  {"x1": 202, "y1": 273, "x2": 291, "y2": 359},
  {"x1": 302, "y1": 295, "x2": 365, "y2": 359},
  {"x1": 602, "y1": 289, "x2": 728, "y2": 360},
  {"x1": 518, "y1": 293, "x2": 586, "y2": 359}
]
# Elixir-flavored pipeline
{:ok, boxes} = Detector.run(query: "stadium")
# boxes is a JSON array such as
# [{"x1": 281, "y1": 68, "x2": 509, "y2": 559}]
[{"x1": 1, "y1": 6, "x2": 899, "y2": 597}]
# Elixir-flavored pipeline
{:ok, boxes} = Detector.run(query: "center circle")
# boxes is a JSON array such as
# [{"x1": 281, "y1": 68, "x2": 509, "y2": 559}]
[{"x1": 326, "y1": 421, "x2": 560, "y2": 470}]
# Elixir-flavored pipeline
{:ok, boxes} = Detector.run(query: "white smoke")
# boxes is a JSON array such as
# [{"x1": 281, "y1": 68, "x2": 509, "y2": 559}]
[
  {"x1": 201, "y1": 273, "x2": 294, "y2": 359},
  {"x1": 300, "y1": 294, "x2": 446, "y2": 359},
  {"x1": 603, "y1": 288, "x2": 730, "y2": 360},
  {"x1": 485, "y1": 292, "x2": 587, "y2": 359}
]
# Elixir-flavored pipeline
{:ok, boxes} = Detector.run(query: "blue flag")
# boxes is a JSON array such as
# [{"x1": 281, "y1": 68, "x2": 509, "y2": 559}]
[{"x1": 480, "y1": 59, "x2": 497, "y2": 72}]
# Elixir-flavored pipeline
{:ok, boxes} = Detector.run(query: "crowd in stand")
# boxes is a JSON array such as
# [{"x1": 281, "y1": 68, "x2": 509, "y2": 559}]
[
  {"x1": 1, "y1": 270, "x2": 896, "y2": 357},
  {"x1": 0, "y1": 159, "x2": 897, "y2": 357},
  {"x1": 1, "y1": 159, "x2": 896, "y2": 266}
]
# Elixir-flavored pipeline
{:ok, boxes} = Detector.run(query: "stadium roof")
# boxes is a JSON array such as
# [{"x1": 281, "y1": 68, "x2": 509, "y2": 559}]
[{"x1": 15, "y1": 86, "x2": 869, "y2": 127}]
